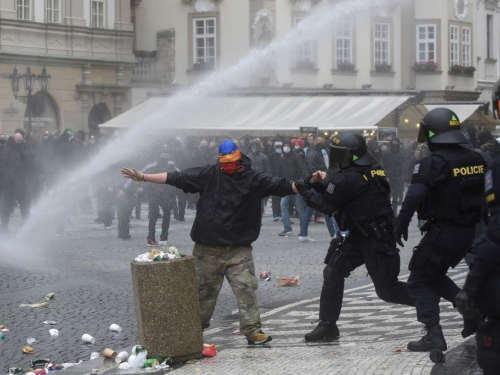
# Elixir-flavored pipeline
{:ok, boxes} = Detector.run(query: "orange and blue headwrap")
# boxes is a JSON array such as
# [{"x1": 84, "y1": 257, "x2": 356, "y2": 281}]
[{"x1": 219, "y1": 140, "x2": 241, "y2": 163}]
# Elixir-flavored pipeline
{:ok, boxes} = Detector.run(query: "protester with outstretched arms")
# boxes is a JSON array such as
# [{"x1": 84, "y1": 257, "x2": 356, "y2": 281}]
[{"x1": 122, "y1": 140, "x2": 294, "y2": 345}]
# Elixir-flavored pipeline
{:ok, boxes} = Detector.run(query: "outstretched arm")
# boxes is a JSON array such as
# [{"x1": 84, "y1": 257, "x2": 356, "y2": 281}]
[{"x1": 121, "y1": 167, "x2": 167, "y2": 184}]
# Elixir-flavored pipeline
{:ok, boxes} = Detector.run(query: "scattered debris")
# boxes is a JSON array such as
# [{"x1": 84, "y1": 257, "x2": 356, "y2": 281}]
[
  {"x1": 27, "y1": 338, "x2": 36, "y2": 345},
  {"x1": 81, "y1": 334, "x2": 95, "y2": 344},
  {"x1": 49, "y1": 329, "x2": 59, "y2": 337},
  {"x1": 135, "y1": 247, "x2": 183, "y2": 262},
  {"x1": 19, "y1": 302, "x2": 49, "y2": 308},
  {"x1": 103, "y1": 348, "x2": 117, "y2": 359},
  {"x1": 9, "y1": 367, "x2": 23, "y2": 375},
  {"x1": 118, "y1": 363, "x2": 130, "y2": 370},
  {"x1": 232, "y1": 309, "x2": 239, "y2": 315},
  {"x1": 232, "y1": 329, "x2": 240, "y2": 335},
  {"x1": 90, "y1": 352, "x2": 100, "y2": 360},
  {"x1": 131, "y1": 345, "x2": 147, "y2": 356},
  {"x1": 202, "y1": 344, "x2": 217, "y2": 357},
  {"x1": 30, "y1": 359, "x2": 51, "y2": 369},
  {"x1": 44, "y1": 293, "x2": 55, "y2": 301},
  {"x1": 144, "y1": 359, "x2": 160, "y2": 368},
  {"x1": 115, "y1": 351, "x2": 129, "y2": 364},
  {"x1": 109, "y1": 324, "x2": 122, "y2": 332},
  {"x1": 0, "y1": 332, "x2": 5, "y2": 339},
  {"x1": 90, "y1": 369, "x2": 99, "y2": 375},
  {"x1": 276, "y1": 276, "x2": 300, "y2": 287},
  {"x1": 260, "y1": 271, "x2": 271, "y2": 281},
  {"x1": 22, "y1": 346, "x2": 35, "y2": 354},
  {"x1": 42, "y1": 321, "x2": 57, "y2": 325},
  {"x1": 185, "y1": 359, "x2": 199, "y2": 365}
]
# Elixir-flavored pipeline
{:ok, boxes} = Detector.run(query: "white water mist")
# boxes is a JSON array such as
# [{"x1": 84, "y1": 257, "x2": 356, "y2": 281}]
[{"x1": 1, "y1": 0, "x2": 402, "y2": 261}]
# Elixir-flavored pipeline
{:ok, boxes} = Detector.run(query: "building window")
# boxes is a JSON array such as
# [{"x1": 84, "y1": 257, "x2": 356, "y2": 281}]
[
  {"x1": 417, "y1": 25, "x2": 436, "y2": 62},
  {"x1": 462, "y1": 27, "x2": 471, "y2": 67},
  {"x1": 17, "y1": 0, "x2": 30, "y2": 20},
  {"x1": 91, "y1": 0, "x2": 105, "y2": 28},
  {"x1": 374, "y1": 22, "x2": 390, "y2": 65},
  {"x1": 295, "y1": 17, "x2": 314, "y2": 68},
  {"x1": 47, "y1": 0, "x2": 60, "y2": 23},
  {"x1": 194, "y1": 17, "x2": 216, "y2": 68},
  {"x1": 487, "y1": 14, "x2": 494, "y2": 59},
  {"x1": 450, "y1": 25, "x2": 459, "y2": 66},
  {"x1": 335, "y1": 19, "x2": 352, "y2": 66}
]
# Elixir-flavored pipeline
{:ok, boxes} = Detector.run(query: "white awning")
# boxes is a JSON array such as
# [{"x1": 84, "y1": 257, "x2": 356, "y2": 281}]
[
  {"x1": 101, "y1": 95, "x2": 411, "y2": 136},
  {"x1": 424, "y1": 104, "x2": 481, "y2": 123}
]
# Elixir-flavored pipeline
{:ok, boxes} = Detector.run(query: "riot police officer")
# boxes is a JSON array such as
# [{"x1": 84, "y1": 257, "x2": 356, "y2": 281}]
[
  {"x1": 294, "y1": 131, "x2": 414, "y2": 341},
  {"x1": 394, "y1": 108, "x2": 486, "y2": 352}
]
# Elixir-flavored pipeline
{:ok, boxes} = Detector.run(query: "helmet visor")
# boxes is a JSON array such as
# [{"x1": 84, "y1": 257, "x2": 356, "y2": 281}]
[
  {"x1": 329, "y1": 147, "x2": 351, "y2": 169},
  {"x1": 417, "y1": 122, "x2": 427, "y2": 143}
]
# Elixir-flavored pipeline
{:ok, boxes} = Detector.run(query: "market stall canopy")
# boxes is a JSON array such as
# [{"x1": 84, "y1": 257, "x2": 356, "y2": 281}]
[
  {"x1": 424, "y1": 103, "x2": 482, "y2": 123},
  {"x1": 100, "y1": 95, "x2": 411, "y2": 136}
]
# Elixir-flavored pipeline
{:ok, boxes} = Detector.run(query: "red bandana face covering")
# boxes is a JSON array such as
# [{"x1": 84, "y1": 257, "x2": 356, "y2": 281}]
[{"x1": 220, "y1": 160, "x2": 241, "y2": 175}]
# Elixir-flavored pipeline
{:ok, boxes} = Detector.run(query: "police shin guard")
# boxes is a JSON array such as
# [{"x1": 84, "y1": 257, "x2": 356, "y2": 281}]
[
  {"x1": 407, "y1": 325, "x2": 447, "y2": 352},
  {"x1": 304, "y1": 321, "x2": 339, "y2": 342}
]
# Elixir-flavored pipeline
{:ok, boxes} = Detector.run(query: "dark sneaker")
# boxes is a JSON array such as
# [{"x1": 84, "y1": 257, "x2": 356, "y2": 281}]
[
  {"x1": 118, "y1": 234, "x2": 132, "y2": 240},
  {"x1": 407, "y1": 325, "x2": 447, "y2": 352},
  {"x1": 147, "y1": 238, "x2": 159, "y2": 247},
  {"x1": 305, "y1": 321, "x2": 339, "y2": 341},
  {"x1": 247, "y1": 330, "x2": 272, "y2": 345},
  {"x1": 279, "y1": 229, "x2": 293, "y2": 236}
]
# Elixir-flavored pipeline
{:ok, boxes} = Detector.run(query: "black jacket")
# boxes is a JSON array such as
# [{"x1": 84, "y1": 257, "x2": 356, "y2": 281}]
[
  {"x1": 166, "y1": 155, "x2": 294, "y2": 246},
  {"x1": 306, "y1": 144, "x2": 326, "y2": 173},
  {"x1": 278, "y1": 151, "x2": 308, "y2": 180},
  {"x1": 247, "y1": 151, "x2": 271, "y2": 174}
]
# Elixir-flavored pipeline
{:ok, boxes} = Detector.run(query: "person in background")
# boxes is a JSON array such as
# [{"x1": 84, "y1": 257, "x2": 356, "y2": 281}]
[
  {"x1": 277, "y1": 139, "x2": 311, "y2": 240},
  {"x1": 143, "y1": 147, "x2": 178, "y2": 246},
  {"x1": 0, "y1": 133, "x2": 30, "y2": 232},
  {"x1": 248, "y1": 138, "x2": 272, "y2": 220},
  {"x1": 381, "y1": 137, "x2": 405, "y2": 216},
  {"x1": 478, "y1": 130, "x2": 500, "y2": 161},
  {"x1": 268, "y1": 140, "x2": 283, "y2": 221}
]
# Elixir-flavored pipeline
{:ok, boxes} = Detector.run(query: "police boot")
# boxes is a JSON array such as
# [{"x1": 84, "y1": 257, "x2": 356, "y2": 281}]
[
  {"x1": 407, "y1": 325, "x2": 447, "y2": 352},
  {"x1": 304, "y1": 321, "x2": 339, "y2": 341}
]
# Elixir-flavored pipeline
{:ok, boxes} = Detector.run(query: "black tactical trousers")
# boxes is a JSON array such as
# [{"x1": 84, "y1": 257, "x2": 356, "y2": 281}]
[
  {"x1": 407, "y1": 221, "x2": 475, "y2": 327},
  {"x1": 319, "y1": 236, "x2": 414, "y2": 322}
]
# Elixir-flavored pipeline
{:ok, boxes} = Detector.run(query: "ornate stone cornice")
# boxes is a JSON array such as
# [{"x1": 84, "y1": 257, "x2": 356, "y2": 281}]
[{"x1": 182, "y1": 0, "x2": 223, "y2": 12}]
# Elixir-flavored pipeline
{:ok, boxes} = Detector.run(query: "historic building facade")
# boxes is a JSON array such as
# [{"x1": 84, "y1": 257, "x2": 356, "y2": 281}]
[
  {"x1": 0, "y1": 0, "x2": 135, "y2": 136},
  {"x1": 128, "y1": 0, "x2": 496, "y2": 139}
]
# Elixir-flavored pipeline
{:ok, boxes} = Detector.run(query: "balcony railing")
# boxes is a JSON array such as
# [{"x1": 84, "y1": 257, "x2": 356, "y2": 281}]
[{"x1": 132, "y1": 57, "x2": 158, "y2": 82}]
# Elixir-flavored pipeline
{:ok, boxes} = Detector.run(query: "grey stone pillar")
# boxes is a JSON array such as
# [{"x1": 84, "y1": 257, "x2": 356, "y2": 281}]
[
  {"x1": 157, "y1": 29, "x2": 176, "y2": 84},
  {"x1": 131, "y1": 257, "x2": 203, "y2": 362}
]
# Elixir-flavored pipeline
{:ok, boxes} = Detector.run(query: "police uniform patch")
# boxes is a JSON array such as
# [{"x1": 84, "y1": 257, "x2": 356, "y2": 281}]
[
  {"x1": 485, "y1": 170, "x2": 493, "y2": 192},
  {"x1": 413, "y1": 163, "x2": 421, "y2": 175},
  {"x1": 327, "y1": 183, "x2": 335, "y2": 194}
]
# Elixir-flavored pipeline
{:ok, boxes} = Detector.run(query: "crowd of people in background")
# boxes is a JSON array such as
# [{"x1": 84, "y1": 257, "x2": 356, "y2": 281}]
[{"x1": 1, "y1": 126, "x2": 500, "y2": 246}]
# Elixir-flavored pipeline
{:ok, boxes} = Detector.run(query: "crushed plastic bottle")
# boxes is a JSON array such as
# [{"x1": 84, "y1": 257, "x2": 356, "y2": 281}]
[
  {"x1": 129, "y1": 352, "x2": 147, "y2": 369},
  {"x1": 19, "y1": 302, "x2": 49, "y2": 308}
]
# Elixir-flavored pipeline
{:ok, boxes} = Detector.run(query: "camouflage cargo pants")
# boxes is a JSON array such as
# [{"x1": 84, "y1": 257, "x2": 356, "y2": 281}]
[{"x1": 192, "y1": 242, "x2": 261, "y2": 338}]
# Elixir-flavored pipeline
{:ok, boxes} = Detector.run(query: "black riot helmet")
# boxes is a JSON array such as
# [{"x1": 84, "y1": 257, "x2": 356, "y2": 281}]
[
  {"x1": 329, "y1": 131, "x2": 377, "y2": 169},
  {"x1": 485, "y1": 161, "x2": 500, "y2": 209},
  {"x1": 418, "y1": 108, "x2": 468, "y2": 145}
]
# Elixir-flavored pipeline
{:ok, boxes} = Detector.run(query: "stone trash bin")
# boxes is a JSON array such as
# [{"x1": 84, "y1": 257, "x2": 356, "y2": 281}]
[{"x1": 131, "y1": 256, "x2": 203, "y2": 362}]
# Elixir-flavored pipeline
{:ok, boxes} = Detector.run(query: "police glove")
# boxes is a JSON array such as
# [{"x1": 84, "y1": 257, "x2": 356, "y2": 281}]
[
  {"x1": 393, "y1": 224, "x2": 408, "y2": 247},
  {"x1": 455, "y1": 290, "x2": 482, "y2": 321},
  {"x1": 294, "y1": 179, "x2": 312, "y2": 196}
]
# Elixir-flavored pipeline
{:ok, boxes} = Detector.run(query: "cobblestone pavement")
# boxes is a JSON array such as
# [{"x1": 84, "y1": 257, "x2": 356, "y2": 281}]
[{"x1": 0, "y1": 202, "x2": 478, "y2": 374}]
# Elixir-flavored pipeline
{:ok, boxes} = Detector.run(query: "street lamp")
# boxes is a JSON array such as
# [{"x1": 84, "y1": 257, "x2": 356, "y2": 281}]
[{"x1": 8, "y1": 66, "x2": 51, "y2": 134}]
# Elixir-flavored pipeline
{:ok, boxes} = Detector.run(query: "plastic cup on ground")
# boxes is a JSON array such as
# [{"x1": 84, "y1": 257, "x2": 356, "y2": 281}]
[
  {"x1": 118, "y1": 363, "x2": 130, "y2": 370},
  {"x1": 49, "y1": 329, "x2": 59, "y2": 337},
  {"x1": 115, "y1": 351, "x2": 129, "y2": 363},
  {"x1": 82, "y1": 334, "x2": 95, "y2": 344},
  {"x1": 127, "y1": 354, "x2": 136, "y2": 363},
  {"x1": 90, "y1": 352, "x2": 100, "y2": 360},
  {"x1": 103, "y1": 348, "x2": 117, "y2": 359},
  {"x1": 109, "y1": 324, "x2": 122, "y2": 332}
]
